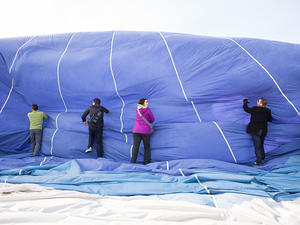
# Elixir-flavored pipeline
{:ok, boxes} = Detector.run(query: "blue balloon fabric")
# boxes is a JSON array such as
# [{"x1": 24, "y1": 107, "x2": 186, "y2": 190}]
[{"x1": 0, "y1": 31, "x2": 300, "y2": 204}]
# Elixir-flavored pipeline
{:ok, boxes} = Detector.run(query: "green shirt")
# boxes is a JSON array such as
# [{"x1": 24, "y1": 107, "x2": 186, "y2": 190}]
[{"x1": 27, "y1": 110, "x2": 48, "y2": 130}]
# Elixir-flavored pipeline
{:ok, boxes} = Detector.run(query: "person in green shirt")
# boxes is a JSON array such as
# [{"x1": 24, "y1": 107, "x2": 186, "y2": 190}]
[{"x1": 27, "y1": 104, "x2": 48, "y2": 156}]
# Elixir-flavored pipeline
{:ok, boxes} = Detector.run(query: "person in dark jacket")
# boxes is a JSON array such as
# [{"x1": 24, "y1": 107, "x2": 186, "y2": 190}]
[
  {"x1": 131, "y1": 98, "x2": 155, "y2": 164},
  {"x1": 243, "y1": 98, "x2": 272, "y2": 166},
  {"x1": 82, "y1": 98, "x2": 109, "y2": 158}
]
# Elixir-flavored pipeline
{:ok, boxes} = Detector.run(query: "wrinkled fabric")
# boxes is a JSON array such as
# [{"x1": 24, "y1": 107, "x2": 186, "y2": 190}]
[
  {"x1": 0, "y1": 154, "x2": 300, "y2": 201},
  {"x1": 0, "y1": 32, "x2": 300, "y2": 205},
  {"x1": 0, "y1": 31, "x2": 300, "y2": 164}
]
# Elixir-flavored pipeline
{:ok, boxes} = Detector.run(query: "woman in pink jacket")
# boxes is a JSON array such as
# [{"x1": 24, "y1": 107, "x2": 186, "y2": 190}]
[{"x1": 131, "y1": 98, "x2": 155, "y2": 164}]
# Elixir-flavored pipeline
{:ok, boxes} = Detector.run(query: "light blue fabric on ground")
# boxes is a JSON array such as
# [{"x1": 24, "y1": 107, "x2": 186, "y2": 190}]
[{"x1": 0, "y1": 154, "x2": 300, "y2": 206}]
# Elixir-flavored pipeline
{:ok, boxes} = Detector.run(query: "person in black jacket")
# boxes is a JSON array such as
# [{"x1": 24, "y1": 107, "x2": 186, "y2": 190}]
[
  {"x1": 243, "y1": 98, "x2": 272, "y2": 166},
  {"x1": 82, "y1": 98, "x2": 109, "y2": 158}
]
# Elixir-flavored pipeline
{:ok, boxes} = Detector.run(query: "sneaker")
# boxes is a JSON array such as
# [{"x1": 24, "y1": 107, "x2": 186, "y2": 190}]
[
  {"x1": 252, "y1": 162, "x2": 263, "y2": 167},
  {"x1": 85, "y1": 147, "x2": 92, "y2": 153}
]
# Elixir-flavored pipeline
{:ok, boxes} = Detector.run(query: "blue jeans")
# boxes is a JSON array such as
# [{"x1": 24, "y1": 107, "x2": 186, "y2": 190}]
[
  {"x1": 252, "y1": 129, "x2": 266, "y2": 163},
  {"x1": 30, "y1": 129, "x2": 42, "y2": 156}
]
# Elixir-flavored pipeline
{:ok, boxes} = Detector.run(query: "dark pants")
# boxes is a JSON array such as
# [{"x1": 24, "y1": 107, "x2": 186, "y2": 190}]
[
  {"x1": 30, "y1": 129, "x2": 42, "y2": 156},
  {"x1": 88, "y1": 126, "x2": 103, "y2": 157},
  {"x1": 131, "y1": 133, "x2": 151, "y2": 164},
  {"x1": 252, "y1": 129, "x2": 266, "y2": 163}
]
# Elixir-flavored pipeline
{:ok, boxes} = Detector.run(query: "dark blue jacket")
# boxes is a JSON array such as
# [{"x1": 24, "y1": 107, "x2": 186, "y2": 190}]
[
  {"x1": 243, "y1": 103, "x2": 272, "y2": 136},
  {"x1": 82, "y1": 105, "x2": 109, "y2": 128}
]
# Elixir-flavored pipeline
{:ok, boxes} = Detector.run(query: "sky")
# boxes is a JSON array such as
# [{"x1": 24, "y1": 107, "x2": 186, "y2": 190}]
[{"x1": 0, "y1": 0, "x2": 299, "y2": 44}]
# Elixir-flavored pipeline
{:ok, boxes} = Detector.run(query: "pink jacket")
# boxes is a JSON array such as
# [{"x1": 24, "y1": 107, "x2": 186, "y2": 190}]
[{"x1": 132, "y1": 107, "x2": 155, "y2": 134}]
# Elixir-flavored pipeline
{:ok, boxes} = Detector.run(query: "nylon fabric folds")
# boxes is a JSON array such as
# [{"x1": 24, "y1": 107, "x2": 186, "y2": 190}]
[
  {"x1": 1, "y1": 155, "x2": 300, "y2": 201},
  {"x1": 0, "y1": 31, "x2": 300, "y2": 164},
  {"x1": 1, "y1": 31, "x2": 300, "y2": 202}
]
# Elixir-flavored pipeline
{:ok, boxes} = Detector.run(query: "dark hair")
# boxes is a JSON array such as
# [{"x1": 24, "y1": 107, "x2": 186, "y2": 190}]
[
  {"x1": 32, "y1": 104, "x2": 38, "y2": 111},
  {"x1": 138, "y1": 98, "x2": 147, "y2": 105},
  {"x1": 93, "y1": 98, "x2": 101, "y2": 105},
  {"x1": 260, "y1": 98, "x2": 267, "y2": 107}
]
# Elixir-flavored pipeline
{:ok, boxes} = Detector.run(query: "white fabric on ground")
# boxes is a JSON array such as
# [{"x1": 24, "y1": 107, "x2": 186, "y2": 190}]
[{"x1": 0, "y1": 183, "x2": 300, "y2": 225}]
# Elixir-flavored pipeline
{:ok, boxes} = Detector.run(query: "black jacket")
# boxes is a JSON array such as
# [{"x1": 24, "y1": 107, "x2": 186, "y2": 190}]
[
  {"x1": 243, "y1": 103, "x2": 272, "y2": 136},
  {"x1": 82, "y1": 105, "x2": 109, "y2": 128}
]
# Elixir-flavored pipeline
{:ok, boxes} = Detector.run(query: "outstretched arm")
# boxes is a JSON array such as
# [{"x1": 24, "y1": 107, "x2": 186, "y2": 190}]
[
  {"x1": 268, "y1": 109, "x2": 273, "y2": 122},
  {"x1": 102, "y1": 106, "x2": 109, "y2": 114},
  {"x1": 243, "y1": 98, "x2": 252, "y2": 114},
  {"x1": 81, "y1": 108, "x2": 90, "y2": 122},
  {"x1": 43, "y1": 112, "x2": 48, "y2": 119},
  {"x1": 148, "y1": 108, "x2": 155, "y2": 123}
]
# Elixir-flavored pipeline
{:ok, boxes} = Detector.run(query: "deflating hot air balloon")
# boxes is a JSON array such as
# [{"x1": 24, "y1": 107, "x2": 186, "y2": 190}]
[{"x1": 0, "y1": 31, "x2": 300, "y2": 165}]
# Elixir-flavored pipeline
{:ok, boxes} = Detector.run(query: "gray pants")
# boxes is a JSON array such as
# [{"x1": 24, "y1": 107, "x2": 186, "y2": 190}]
[{"x1": 30, "y1": 129, "x2": 42, "y2": 156}]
